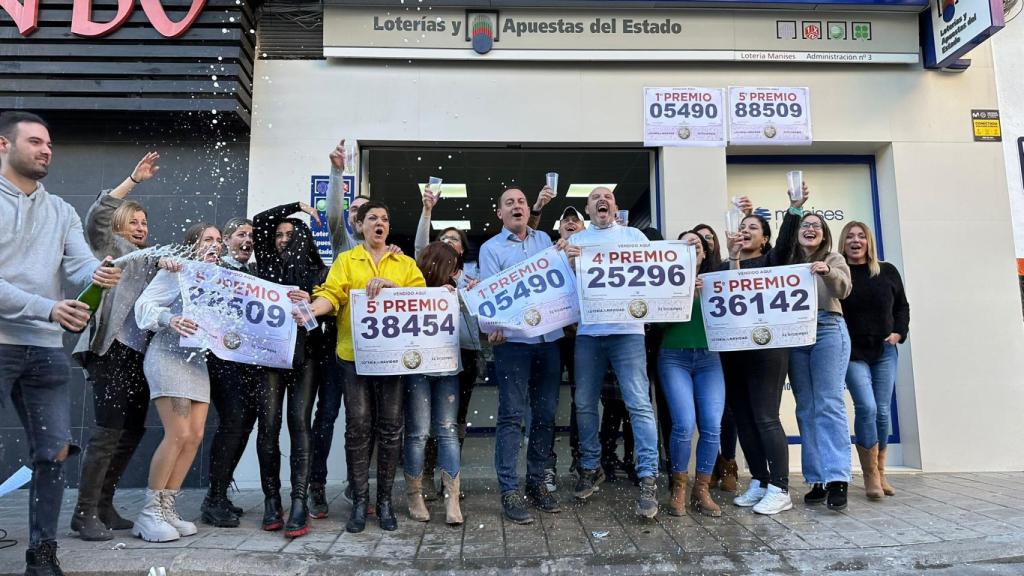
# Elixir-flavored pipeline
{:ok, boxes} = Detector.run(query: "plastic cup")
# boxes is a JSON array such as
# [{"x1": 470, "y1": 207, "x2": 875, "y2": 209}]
[
  {"x1": 546, "y1": 172, "x2": 559, "y2": 196},
  {"x1": 343, "y1": 141, "x2": 357, "y2": 174},
  {"x1": 294, "y1": 300, "x2": 319, "y2": 331},
  {"x1": 787, "y1": 171, "x2": 804, "y2": 201},
  {"x1": 725, "y1": 209, "x2": 743, "y2": 234},
  {"x1": 616, "y1": 210, "x2": 629, "y2": 226},
  {"x1": 428, "y1": 176, "x2": 443, "y2": 199}
]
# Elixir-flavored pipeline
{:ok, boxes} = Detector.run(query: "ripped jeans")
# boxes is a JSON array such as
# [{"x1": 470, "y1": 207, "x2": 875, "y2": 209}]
[
  {"x1": 403, "y1": 374, "x2": 461, "y2": 478},
  {"x1": 0, "y1": 344, "x2": 74, "y2": 549}
]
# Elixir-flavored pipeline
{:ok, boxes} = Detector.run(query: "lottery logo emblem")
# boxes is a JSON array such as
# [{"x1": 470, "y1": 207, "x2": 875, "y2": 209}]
[
  {"x1": 676, "y1": 126, "x2": 691, "y2": 140},
  {"x1": 751, "y1": 327, "x2": 773, "y2": 346},
  {"x1": 402, "y1": 350, "x2": 423, "y2": 370},
  {"x1": 763, "y1": 125, "x2": 778, "y2": 139},
  {"x1": 222, "y1": 331, "x2": 242, "y2": 350},
  {"x1": 628, "y1": 300, "x2": 649, "y2": 319},
  {"x1": 524, "y1": 308, "x2": 542, "y2": 327}
]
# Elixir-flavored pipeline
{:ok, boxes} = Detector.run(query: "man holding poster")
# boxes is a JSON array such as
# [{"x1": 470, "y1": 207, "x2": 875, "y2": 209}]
[
  {"x1": 568, "y1": 186, "x2": 661, "y2": 519},
  {"x1": 478, "y1": 187, "x2": 567, "y2": 525}
]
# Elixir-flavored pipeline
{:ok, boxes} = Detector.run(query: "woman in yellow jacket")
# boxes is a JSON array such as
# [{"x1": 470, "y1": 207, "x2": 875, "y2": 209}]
[{"x1": 303, "y1": 201, "x2": 426, "y2": 533}]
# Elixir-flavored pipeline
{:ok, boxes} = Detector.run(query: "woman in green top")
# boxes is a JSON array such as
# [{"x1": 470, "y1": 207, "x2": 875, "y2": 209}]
[{"x1": 657, "y1": 230, "x2": 724, "y2": 518}]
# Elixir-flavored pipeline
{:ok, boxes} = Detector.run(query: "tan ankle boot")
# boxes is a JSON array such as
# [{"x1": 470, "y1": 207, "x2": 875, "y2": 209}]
[
  {"x1": 441, "y1": 471, "x2": 463, "y2": 526},
  {"x1": 405, "y1": 473, "x2": 430, "y2": 522},
  {"x1": 856, "y1": 445, "x2": 884, "y2": 500},
  {"x1": 690, "y1": 473, "x2": 722, "y2": 517},
  {"x1": 877, "y1": 447, "x2": 895, "y2": 496},
  {"x1": 668, "y1": 472, "x2": 688, "y2": 516},
  {"x1": 719, "y1": 459, "x2": 739, "y2": 493}
]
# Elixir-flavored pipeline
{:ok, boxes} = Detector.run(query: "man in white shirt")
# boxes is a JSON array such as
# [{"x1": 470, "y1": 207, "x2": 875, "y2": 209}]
[{"x1": 568, "y1": 187, "x2": 660, "y2": 518}]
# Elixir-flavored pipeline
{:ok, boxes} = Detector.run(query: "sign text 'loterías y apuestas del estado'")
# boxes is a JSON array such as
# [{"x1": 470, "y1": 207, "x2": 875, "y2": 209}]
[{"x1": 1, "y1": 0, "x2": 208, "y2": 38}]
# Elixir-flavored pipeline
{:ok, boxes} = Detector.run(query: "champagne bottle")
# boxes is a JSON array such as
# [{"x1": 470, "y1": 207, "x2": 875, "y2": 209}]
[{"x1": 66, "y1": 282, "x2": 104, "y2": 334}]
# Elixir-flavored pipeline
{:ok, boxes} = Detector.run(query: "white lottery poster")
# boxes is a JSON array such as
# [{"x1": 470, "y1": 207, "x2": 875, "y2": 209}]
[
  {"x1": 350, "y1": 287, "x2": 461, "y2": 376},
  {"x1": 462, "y1": 246, "x2": 579, "y2": 338},
  {"x1": 728, "y1": 86, "x2": 812, "y2": 145},
  {"x1": 643, "y1": 87, "x2": 726, "y2": 147},
  {"x1": 575, "y1": 241, "x2": 697, "y2": 324},
  {"x1": 699, "y1": 264, "x2": 818, "y2": 352},
  {"x1": 178, "y1": 261, "x2": 297, "y2": 369}
]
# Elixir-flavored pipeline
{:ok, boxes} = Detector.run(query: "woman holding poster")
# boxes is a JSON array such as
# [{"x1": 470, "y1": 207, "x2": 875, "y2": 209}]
[
  {"x1": 657, "y1": 231, "x2": 724, "y2": 518},
  {"x1": 306, "y1": 201, "x2": 426, "y2": 533},
  {"x1": 403, "y1": 241, "x2": 467, "y2": 526},
  {"x1": 719, "y1": 188, "x2": 802, "y2": 516},
  {"x1": 252, "y1": 202, "x2": 328, "y2": 538},
  {"x1": 784, "y1": 213, "x2": 853, "y2": 511},
  {"x1": 840, "y1": 221, "x2": 909, "y2": 500},
  {"x1": 132, "y1": 223, "x2": 222, "y2": 543}
]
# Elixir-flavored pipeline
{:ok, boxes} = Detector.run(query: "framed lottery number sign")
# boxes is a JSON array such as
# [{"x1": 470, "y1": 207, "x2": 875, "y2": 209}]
[
  {"x1": 728, "y1": 87, "x2": 811, "y2": 145},
  {"x1": 699, "y1": 264, "x2": 818, "y2": 352},
  {"x1": 643, "y1": 87, "x2": 725, "y2": 147},
  {"x1": 576, "y1": 241, "x2": 697, "y2": 324},
  {"x1": 351, "y1": 287, "x2": 461, "y2": 376}
]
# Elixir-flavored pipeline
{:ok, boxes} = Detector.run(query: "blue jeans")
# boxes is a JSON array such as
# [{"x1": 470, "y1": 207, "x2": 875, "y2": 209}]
[
  {"x1": 404, "y1": 374, "x2": 461, "y2": 477},
  {"x1": 493, "y1": 341, "x2": 560, "y2": 494},
  {"x1": 576, "y1": 334, "x2": 659, "y2": 478},
  {"x1": 846, "y1": 343, "x2": 898, "y2": 449},
  {"x1": 309, "y1": 355, "x2": 345, "y2": 485},
  {"x1": 789, "y1": 312, "x2": 852, "y2": 484},
  {"x1": 657, "y1": 348, "x2": 725, "y2": 475},
  {"x1": 0, "y1": 344, "x2": 75, "y2": 549}
]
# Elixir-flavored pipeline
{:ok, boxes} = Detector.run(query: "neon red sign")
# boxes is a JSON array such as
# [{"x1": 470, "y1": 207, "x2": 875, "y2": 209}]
[{"x1": 1, "y1": 0, "x2": 208, "y2": 38}]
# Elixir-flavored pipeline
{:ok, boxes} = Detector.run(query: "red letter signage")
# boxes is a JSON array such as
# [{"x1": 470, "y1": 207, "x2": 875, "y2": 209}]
[
  {"x1": 3, "y1": 0, "x2": 210, "y2": 38},
  {"x1": 140, "y1": 0, "x2": 208, "y2": 38},
  {"x1": 71, "y1": 0, "x2": 133, "y2": 37},
  {"x1": 0, "y1": 0, "x2": 39, "y2": 35}
]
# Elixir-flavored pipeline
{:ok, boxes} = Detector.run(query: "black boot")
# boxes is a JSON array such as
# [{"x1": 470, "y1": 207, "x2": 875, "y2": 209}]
[
  {"x1": 285, "y1": 496, "x2": 310, "y2": 538},
  {"x1": 97, "y1": 428, "x2": 144, "y2": 531},
  {"x1": 309, "y1": 483, "x2": 328, "y2": 519},
  {"x1": 346, "y1": 496, "x2": 369, "y2": 533},
  {"x1": 71, "y1": 426, "x2": 120, "y2": 541},
  {"x1": 25, "y1": 540, "x2": 64, "y2": 576},
  {"x1": 262, "y1": 493, "x2": 284, "y2": 531},
  {"x1": 826, "y1": 481, "x2": 849, "y2": 511},
  {"x1": 377, "y1": 499, "x2": 398, "y2": 531},
  {"x1": 201, "y1": 480, "x2": 240, "y2": 528},
  {"x1": 422, "y1": 437, "x2": 439, "y2": 502}
]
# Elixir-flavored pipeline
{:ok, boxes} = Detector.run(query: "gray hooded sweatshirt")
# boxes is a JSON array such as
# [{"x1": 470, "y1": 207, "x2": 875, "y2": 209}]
[{"x1": 0, "y1": 173, "x2": 100, "y2": 347}]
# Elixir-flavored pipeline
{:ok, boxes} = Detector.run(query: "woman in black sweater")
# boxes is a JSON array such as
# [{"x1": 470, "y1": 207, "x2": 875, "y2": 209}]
[
  {"x1": 839, "y1": 221, "x2": 909, "y2": 500},
  {"x1": 253, "y1": 201, "x2": 328, "y2": 538}
]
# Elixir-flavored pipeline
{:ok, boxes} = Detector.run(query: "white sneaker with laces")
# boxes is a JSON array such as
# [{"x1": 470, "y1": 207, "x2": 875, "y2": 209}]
[
  {"x1": 733, "y1": 482, "x2": 767, "y2": 507},
  {"x1": 160, "y1": 490, "x2": 198, "y2": 536},
  {"x1": 543, "y1": 468, "x2": 558, "y2": 493},
  {"x1": 752, "y1": 484, "x2": 793, "y2": 515}
]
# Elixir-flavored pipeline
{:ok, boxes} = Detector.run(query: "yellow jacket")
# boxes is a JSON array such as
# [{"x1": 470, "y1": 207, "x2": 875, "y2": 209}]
[{"x1": 313, "y1": 244, "x2": 426, "y2": 361}]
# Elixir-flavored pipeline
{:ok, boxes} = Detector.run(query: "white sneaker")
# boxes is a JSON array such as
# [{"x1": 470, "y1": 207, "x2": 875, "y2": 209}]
[
  {"x1": 733, "y1": 482, "x2": 767, "y2": 507},
  {"x1": 160, "y1": 490, "x2": 198, "y2": 536},
  {"x1": 543, "y1": 468, "x2": 558, "y2": 493},
  {"x1": 753, "y1": 484, "x2": 793, "y2": 515},
  {"x1": 132, "y1": 489, "x2": 180, "y2": 542}
]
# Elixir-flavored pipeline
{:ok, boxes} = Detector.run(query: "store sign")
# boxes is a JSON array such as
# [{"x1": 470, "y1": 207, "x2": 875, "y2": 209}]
[
  {"x1": 921, "y1": 0, "x2": 1005, "y2": 69},
  {"x1": 970, "y1": 109, "x2": 1001, "y2": 142},
  {"x1": 1, "y1": 0, "x2": 208, "y2": 38},
  {"x1": 309, "y1": 173, "x2": 355, "y2": 264},
  {"x1": 728, "y1": 87, "x2": 812, "y2": 145},
  {"x1": 643, "y1": 87, "x2": 726, "y2": 147},
  {"x1": 324, "y1": 7, "x2": 920, "y2": 63}
]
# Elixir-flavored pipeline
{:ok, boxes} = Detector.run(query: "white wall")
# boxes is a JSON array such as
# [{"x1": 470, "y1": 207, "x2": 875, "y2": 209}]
[
  {"x1": 248, "y1": 46, "x2": 1024, "y2": 471},
  {"x1": 992, "y1": 16, "x2": 1024, "y2": 271}
]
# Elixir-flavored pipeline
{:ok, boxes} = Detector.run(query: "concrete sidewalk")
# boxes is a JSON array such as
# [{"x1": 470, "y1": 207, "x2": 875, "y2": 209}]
[{"x1": 1, "y1": 472, "x2": 1024, "y2": 575}]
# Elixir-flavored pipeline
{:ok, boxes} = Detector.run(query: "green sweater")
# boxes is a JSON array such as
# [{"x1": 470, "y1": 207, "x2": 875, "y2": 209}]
[{"x1": 661, "y1": 297, "x2": 708, "y2": 350}]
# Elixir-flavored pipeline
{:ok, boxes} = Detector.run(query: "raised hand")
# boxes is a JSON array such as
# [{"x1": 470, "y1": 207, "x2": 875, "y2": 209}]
[
  {"x1": 330, "y1": 139, "x2": 346, "y2": 171},
  {"x1": 131, "y1": 152, "x2": 160, "y2": 183}
]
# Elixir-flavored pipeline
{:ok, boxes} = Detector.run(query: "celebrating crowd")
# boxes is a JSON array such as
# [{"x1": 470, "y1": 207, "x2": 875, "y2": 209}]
[{"x1": 0, "y1": 111, "x2": 909, "y2": 576}]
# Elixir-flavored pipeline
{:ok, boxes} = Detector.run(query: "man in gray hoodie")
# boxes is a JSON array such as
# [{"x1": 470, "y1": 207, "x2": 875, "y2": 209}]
[{"x1": 0, "y1": 111, "x2": 122, "y2": 576}]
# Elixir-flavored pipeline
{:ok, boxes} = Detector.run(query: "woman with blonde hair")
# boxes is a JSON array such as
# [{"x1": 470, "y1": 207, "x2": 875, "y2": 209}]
[{"x1": 839, "y1": 221, "x2": 909, "y2": 499}]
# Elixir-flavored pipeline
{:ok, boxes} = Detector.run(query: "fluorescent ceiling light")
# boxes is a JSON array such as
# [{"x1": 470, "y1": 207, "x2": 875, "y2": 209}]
[
  {"x1": 418, "y1": 183, "x2": 468, "y2": 198},
  {"x1": 552, "y1": 220, "x2": 590, "y2": 231},
  {"x1": 566, "y1": 184, "x2": 617, "y2": 198},
  {"x1": 431, "y1": 220, "x2": 472, "y2": 231}
]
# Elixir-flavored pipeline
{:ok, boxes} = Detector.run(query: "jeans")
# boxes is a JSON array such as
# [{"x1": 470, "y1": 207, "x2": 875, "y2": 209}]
[
  {"x1": 309, "y1": 354, "x2": 345, "y2": 485},
  {"x1": 257, "y1": 356, "x2": 318, "y2": 499},
  {"x1": 576, "y1": 334, "x2": 659, "y2": 478},
  {"x1": 719, "y1": 405, "x2": 738, "y2": 460},
  {"x1": 846, "y1": 343, "x2": 898, "y2": 449},
  {"x1": 341, "y1": 360, "x2": 403, "y2": 502},
  {"x1": 493, "y1": 341, "x2": 560, "y2": 494},
  {"x1": 87, "y1": 341, "x2": 149, "y2": 432},
  {"x1": 0, "y1": 344, "x2": 74, "y2": 549},
  {"x1": 721, "y1": 348, "x2": 789, "y2": 489},
  {"x1": 456, "y1": 348, "x2": 480, "y2": 444},
  {"x1": 404, "y1": 374, "x2": 460, "y2": 477},
  {"x1": 790, "y1": 312, "x2": 852, "y2": 484},
  {"x1": 657, "y1": 348, "x2": 725, "y2": 475},
  {"x1": 208, "y1": 355, "x2": 262, "y2": 487}
]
